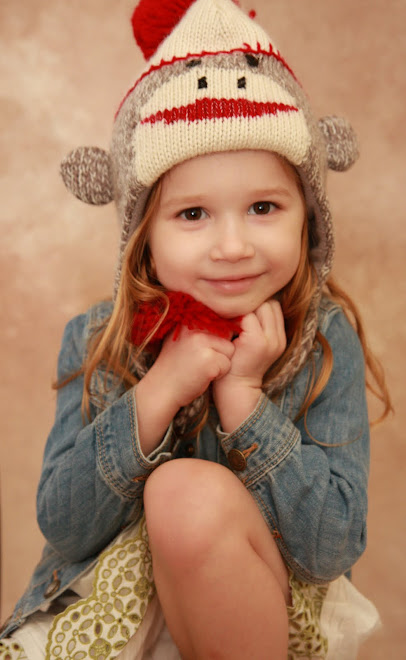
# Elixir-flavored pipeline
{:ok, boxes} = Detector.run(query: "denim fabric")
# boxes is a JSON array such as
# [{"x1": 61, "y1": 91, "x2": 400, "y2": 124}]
[{"x1": 1, "y1": 297, "x2": 369, "y2": 638}]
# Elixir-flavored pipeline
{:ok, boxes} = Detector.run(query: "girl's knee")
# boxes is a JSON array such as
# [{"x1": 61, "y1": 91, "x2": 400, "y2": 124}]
[
  {"x1": 144, "y1": 459, "x2": 243, "y2": 565},
  {"x1": 144, "y1": 458, "x2": 290, "y2": 602}
]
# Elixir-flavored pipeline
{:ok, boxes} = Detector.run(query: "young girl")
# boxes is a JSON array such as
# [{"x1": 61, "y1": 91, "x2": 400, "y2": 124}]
[{"x1": 0, "y1": 0, "x2": 391, "y2": 658}]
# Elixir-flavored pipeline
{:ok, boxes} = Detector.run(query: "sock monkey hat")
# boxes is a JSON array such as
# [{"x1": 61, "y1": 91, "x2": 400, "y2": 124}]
[{"x1": 61, "y1": 0, "x2": 359, "y2": 392}]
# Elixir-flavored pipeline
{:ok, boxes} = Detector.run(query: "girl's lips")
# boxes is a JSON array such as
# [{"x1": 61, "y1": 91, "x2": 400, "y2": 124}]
[{"x1": 203, "y1": 275, "x2": 261, "y2": 293}]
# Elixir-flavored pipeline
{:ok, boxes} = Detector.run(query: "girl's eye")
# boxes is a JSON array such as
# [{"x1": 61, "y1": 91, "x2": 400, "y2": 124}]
[
  {"x1": 248, "y1": 201, "x2": 276, "y2": 215},
  {"x1": 179, "y1": 207, "x2": 208, "y2": 221}
]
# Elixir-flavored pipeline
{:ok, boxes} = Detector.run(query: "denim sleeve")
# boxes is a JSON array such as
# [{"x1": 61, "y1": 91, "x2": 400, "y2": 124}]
[
  {"x1": 36, "y1": 311, "x2": 173, "y2": 563},
  {"x1": 218, "y1": 308, "x2": 370, "y2": 584}
]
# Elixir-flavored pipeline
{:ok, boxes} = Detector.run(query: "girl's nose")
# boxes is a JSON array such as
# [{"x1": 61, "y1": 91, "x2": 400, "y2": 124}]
[{"x1": 210, "y1": 219, "x2": 255, "y2": 262}]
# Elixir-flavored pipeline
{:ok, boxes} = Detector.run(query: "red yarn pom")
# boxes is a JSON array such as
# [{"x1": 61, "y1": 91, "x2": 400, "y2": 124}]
[
  {"x1": 131, "y1": 291, "x2": 242, "y2": 348},
  {"x1": 131, "y1": 0, "x2": 197, "y2": 59}
]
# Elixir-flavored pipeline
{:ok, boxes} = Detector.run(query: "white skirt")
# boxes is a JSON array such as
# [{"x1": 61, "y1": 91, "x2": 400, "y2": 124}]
[
  {"x1": 7, "y1": 518, "x2": 381, "y2": 660},
  {"x1": 9, "y1": 573, "x2": 381, "y2": 660}
]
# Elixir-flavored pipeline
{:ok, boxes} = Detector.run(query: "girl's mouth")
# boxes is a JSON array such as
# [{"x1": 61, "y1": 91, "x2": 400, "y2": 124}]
[{"x1": 203, "y1": 274, "x2": 261, "y2": 293}]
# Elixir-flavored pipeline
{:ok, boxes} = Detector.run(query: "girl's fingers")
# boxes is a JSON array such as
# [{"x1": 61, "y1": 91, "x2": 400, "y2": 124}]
[
  {"x1": 207, "y1": 334, "x2": 236, "y2": 359},
  {"x1": 268, "y1": 301, "x2": 286, "y2": 348},
  {"x1": 256, "y1": 301, "x2": 285, "y2": 343},
  {"x1": 213, "y1": 352, "x2": 233, "y2": 381},
  {"x1": 240, "y1": 300, "x2": 287, "y2": 362},
  {"x1": 254, "y1": 301, "x2": 272, "y2": 335},
  {"x1": 239, "y1": 310, "x2": 264, "y2": 336},
  {"x1": 255, "y1": 300, "x2": 279, "y2": 330},
  {"x1": 163, "y1": 326, "x2": 235, "y2": 359}
]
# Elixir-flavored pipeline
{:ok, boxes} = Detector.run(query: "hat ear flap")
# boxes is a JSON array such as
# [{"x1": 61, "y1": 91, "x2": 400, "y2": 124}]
[
  {"x1": 60, "y1": 146, "x2": 114, "y2": 205},
  {"x1": 318, "y1": 116, "x2": 359, "y2": 172}
]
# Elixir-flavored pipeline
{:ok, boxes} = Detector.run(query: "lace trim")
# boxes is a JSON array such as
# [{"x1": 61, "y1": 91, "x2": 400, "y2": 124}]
[
  {"x1": 287, "y1": 572, "x2": 329, "y2": 659},
  {"x1": 2, "y1": 518, "x2": 329, "y2": 660},
  {"x1": 45, "y1": 515, "x2": 154, "y2": 660},
  {"x1": 0, "y1": 641, "x2": 28, "y2": 660}
]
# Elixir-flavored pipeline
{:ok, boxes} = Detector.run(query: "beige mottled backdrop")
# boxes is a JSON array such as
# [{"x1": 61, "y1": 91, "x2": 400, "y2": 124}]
[{"x1": 0, "y1": 0, "x2": 405, "y2": 656}]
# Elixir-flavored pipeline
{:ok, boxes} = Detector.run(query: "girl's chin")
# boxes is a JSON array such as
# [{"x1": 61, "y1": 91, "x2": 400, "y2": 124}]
[
  {"x1": 205, "y1": 301, "x2": 259, "y2": 319},
  {"x1": 185, "y1": 290, "x2": 272, "y2": 318}
]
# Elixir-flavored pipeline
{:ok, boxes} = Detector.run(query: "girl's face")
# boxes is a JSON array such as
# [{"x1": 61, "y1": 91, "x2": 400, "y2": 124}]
[{"x1": 148, "y1": 150, "x2": 306, "y2": 318}]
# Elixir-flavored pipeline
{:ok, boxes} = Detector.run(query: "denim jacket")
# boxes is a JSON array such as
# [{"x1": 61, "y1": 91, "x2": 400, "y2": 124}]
[{"x1": 1, "y1": 296, "x2": 369, "y2": 638}]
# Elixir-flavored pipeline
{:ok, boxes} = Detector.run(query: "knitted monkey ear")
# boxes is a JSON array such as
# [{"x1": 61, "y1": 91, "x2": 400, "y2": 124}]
[
  {"x1": 318, "y1": 116, "x2": 359, "y2": 172},
  {"x1": 60, "y1": 146, "x2": 114, "y2": 205}
]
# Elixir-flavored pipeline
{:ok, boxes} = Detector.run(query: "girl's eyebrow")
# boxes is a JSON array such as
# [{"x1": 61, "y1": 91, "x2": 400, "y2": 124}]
[
  {"x1": 162, "y1": 194, "x2": 208, "y2": 209},
  {"x1": 162, "y1": 187, "x2": 294, "y2": 208},
  {"x1": 249, "y1": 186, "x2": 295, "y2": 199}
]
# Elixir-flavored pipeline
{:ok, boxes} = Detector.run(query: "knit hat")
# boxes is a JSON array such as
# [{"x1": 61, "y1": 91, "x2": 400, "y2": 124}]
[{"x1": 61, "y1": 0, "x2": 359, "y2": 393}]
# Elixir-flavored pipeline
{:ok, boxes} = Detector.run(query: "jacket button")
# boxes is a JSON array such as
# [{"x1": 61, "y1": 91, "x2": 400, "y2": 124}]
[
  {"x1": 185, "y1": 443, "x2": 195, "y2": 457},
  {"x1": 44, "y1": 575, "x2": 61, "y2": 599},
  {"x1": 227, "y1": 449, "x2": 246, "y2": 471}
]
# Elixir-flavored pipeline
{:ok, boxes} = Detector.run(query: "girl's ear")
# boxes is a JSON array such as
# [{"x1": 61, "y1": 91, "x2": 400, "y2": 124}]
[
  {"x1": 318, "y1": 116, "x2": 359, "y2": 172},
  {"x1": 60, "y1": 146, "x2": 114, "y2": 205}
]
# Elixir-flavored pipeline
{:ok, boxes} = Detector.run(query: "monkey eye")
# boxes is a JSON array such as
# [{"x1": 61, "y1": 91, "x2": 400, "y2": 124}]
[
  {"x1": 245, "y1": 54, "x2": 260, "y2": 68},
  {"x1": 186, "y1": 59, "x2": 202, "y2": 68}
]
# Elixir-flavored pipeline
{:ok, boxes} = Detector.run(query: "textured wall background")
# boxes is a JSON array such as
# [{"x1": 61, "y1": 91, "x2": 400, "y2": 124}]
[{"x1": 1, "y1": 0, "x2": 405, "y2": 655}]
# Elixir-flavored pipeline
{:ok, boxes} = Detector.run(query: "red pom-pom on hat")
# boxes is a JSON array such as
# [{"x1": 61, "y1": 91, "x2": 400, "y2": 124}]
[{"x1": 132, "y1": 0, "x2": 197, "y2": 60}]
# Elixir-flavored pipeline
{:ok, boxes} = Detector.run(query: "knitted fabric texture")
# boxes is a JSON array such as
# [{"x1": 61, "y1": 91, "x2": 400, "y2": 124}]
[
  {"x1": 131, "y1": 291, "x2": 242, "y2": 348},
  {"x1": 60, "y1": 0, "x2": 360, "y2": 395}
]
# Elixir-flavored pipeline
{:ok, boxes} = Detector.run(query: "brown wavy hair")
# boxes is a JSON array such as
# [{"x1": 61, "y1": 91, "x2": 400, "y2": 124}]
[{"x1": 68, "y1": 175, "x2": 392, "y2": 435}]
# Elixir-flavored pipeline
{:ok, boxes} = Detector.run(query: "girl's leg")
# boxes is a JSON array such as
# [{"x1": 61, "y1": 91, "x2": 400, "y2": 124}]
[{"x1": 144, "y1": 458, "x2": 290, "y2": 660}]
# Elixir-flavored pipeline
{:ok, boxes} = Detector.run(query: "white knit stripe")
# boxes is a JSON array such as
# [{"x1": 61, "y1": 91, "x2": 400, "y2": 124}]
[
  {"x1": 134, "y1": 110, "x2": 311, "y2": 186},
  {"x1": 148, "y1": 0, "x2": 279, "y2": 67}
]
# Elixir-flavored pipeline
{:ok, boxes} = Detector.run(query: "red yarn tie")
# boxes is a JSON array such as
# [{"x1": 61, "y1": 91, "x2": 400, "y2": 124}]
[{"x1": 131, "y1": 291, "x2": 242, "y2": 348}]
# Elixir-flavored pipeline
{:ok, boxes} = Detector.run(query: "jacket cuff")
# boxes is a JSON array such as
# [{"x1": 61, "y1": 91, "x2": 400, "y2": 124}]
[
  {"x1": 95, "y1": 388, "x2": 173, "y2": 499},
  {"x1": 217, "y1": 393, "x2": 299, "y2": 484}
]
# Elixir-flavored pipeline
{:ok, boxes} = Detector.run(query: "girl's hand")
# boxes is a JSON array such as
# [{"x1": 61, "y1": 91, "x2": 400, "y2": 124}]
[
  {"x1": 135, "y1": 328, "x2": 234, "y2": 454},
  {"x1": 212, "y1": 300, "x2": 286, "y2": 433},
  {"x1": 155, "y1": 327, "x2": 235, "y2": 409}
]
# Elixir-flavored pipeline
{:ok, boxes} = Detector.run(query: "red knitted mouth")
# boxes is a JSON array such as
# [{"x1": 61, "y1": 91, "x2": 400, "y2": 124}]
[{"x1": 141, "y1": 98, "x2": 298, "y2": 125}]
